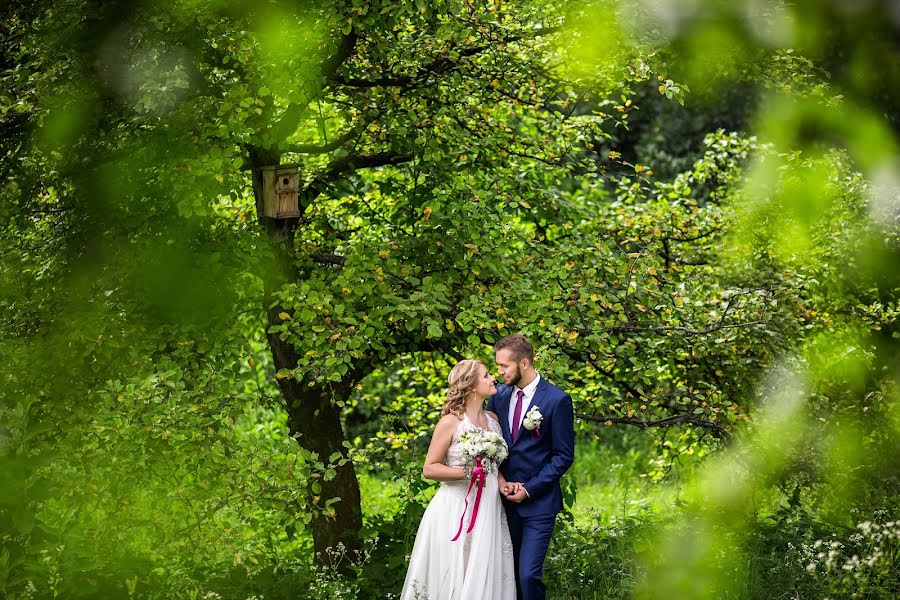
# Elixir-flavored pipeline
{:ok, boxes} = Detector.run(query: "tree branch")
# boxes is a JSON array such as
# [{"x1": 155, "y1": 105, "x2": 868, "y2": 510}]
[
  {"x1": 282, "y1": 126, "x2": 362, "y2": 155},
  {"x1": 332, "y1": 26, "x2": 561, "y2": 89},
  {"x1": 605, "y1": 320, "x2": 766, "y2": 336},
  {"x1": 330, "y1": 150, "x2": 413, "y2": 173},
  {"x1": 555, "y1": 345, "x2": 646, "y2": 401},
  {"x1": 310, "y1": 252, "x2": 346, "y2": 267},
  {"x1": 323, "y1": 31, "x2": 360, "y2": 79},
  {"x1": 269, "y1": 31, "x2": 359, "y2": 146},
  {"x1": 576, "y1": 411, "x2": 732, "y2": 440},
  {"x1": 305, "y1": 150, "x2": 415, "y2": 199},
  {"x1": 439, "y1": 343, "x2": 466, "y2": 362}
]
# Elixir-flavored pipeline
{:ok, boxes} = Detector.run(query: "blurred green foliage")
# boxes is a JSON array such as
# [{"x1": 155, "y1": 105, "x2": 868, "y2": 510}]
[{"x1": 1, "y1": 0, "x2": 898, "y2": 598}]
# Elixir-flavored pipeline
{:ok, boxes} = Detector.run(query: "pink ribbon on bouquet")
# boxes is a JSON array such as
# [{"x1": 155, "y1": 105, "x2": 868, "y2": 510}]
[{"x1": 451, "y1": 456, "x2": 487, "y2": 541}]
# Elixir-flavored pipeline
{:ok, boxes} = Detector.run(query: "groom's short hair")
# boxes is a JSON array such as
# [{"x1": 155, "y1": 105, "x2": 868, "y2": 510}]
[{"x1": 495, "y1": 334, "x2": 534, "y2": 365}]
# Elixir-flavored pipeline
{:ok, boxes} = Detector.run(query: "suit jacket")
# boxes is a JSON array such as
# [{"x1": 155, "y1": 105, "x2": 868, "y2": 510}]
[{"x1": 487, "y1": 378, "x2": 575, "y2": 517}]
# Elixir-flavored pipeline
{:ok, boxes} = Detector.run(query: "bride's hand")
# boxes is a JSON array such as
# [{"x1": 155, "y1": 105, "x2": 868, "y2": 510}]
[{"x1": 500, "y1": 480, "x2": 521, "y2": 496}]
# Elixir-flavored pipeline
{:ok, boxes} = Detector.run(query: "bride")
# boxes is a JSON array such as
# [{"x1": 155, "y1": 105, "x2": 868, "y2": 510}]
[{"x1": 400, "y1": 359, "x2": 516, "y2": 600}]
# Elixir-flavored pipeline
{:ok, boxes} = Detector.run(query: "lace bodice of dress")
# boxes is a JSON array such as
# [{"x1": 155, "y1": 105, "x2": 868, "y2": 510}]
[{"x1": 444, "y1": 414, "x2": 506, "y2": 470}]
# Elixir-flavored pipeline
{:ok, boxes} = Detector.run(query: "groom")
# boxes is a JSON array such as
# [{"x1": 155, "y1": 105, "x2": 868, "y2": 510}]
[{"x1": 487, "y1": 334, "x2": 575, "y2": 600}]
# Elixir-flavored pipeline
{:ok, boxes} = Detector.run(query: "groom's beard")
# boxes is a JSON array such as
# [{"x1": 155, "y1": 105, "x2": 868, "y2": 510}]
[{"x1": 508, "y1": 367, "x2": 522, "y2": 388}]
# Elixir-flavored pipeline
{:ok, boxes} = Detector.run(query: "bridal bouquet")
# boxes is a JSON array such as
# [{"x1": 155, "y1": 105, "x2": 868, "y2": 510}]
[
  {"x1": 458, "y1": 428, "x2": 508, "y2": 470},
  {"x1": 452, "y1": 428, "x2": 508, "y2": 542}
]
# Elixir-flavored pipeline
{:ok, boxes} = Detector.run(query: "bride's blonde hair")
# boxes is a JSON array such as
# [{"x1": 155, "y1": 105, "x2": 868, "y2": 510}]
[{"x1": 442, "y1": 359, "x2": 483, "y2": 417}]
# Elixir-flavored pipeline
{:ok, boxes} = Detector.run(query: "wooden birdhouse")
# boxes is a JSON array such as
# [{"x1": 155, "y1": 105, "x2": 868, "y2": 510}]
[{"x1": 261, "y1": 165, "x2": 301, "y2": 219}]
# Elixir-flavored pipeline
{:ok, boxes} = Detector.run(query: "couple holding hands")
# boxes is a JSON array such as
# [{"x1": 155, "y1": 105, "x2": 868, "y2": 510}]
[{"x1": 401, "y1": 335, "x2": 576, "y2": 600}]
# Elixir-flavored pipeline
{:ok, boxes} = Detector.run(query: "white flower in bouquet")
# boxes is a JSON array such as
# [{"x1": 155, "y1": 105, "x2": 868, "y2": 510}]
[{"x1": 459, "y1": 428, "x2": 508, "y2": 470}]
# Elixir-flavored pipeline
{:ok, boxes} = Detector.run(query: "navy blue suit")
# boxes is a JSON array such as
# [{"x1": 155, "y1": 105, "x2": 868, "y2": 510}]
[{"x1": 487, "y1": 378, "x2": 575, "y2": 600}]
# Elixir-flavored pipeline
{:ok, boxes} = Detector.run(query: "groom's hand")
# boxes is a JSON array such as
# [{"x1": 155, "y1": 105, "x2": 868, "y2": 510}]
[{"x1": 507, "y1": 483, "x2": 527, "y2": 503}]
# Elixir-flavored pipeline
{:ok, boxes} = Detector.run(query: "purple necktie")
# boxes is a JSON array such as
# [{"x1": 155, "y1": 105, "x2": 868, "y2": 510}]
[{"x1": 511, "y1": 390, "x2": 524, "y2": 442}]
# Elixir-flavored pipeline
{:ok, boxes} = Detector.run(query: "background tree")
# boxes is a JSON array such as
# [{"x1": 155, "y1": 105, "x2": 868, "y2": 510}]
[{"x1": 1, "y1": 0, "x2": 897, "y2": 598}]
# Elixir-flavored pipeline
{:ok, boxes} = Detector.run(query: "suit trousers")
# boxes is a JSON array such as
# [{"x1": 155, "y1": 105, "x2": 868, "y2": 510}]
[{"x1": 506, "y1": 510, "x2": 557, "y2": 600}]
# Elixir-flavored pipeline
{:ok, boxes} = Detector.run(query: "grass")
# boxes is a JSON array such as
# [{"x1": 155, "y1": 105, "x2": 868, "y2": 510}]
[
  {"x1": 359, "y1": 428, "x2": 695, "y2": 527},
  {"x1": 359, "y1": 469, "x2": 406, "y2": 520}
]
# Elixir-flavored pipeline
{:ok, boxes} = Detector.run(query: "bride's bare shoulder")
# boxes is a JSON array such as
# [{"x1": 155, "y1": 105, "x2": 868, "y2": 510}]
[{"x1": 436, "y1": 413, "x2": 464, "y2": 430}]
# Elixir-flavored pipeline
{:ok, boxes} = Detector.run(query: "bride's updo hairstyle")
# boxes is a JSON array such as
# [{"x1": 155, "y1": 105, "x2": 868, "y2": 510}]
[{"x1": 442, "y1": 359, "x2": 483, "y2": 417}]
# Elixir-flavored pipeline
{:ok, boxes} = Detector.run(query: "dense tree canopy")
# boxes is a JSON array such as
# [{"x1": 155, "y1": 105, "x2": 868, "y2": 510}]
[{"x1": 1, "y1": 0, "x2": 897, "y2": 598}]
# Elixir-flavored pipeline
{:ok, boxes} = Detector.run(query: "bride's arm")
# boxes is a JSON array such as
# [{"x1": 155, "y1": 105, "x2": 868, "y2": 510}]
[{"x1": 422, "y1": 415, "x2": 467, "y2": 481}]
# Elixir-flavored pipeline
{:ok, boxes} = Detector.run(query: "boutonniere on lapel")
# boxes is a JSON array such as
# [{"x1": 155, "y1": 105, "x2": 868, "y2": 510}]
[{"x1": 522, "y1": 406, "x2": 543, "y2": 439}]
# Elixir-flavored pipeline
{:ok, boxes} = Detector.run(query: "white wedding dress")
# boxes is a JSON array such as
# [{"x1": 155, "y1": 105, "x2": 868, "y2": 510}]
[{"x1": 400, "y1": 414, "x2": 516, "y2": 600}]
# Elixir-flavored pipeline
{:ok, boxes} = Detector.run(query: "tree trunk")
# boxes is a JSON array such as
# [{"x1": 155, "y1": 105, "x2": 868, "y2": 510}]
[
  {"x1": 249, "y1": 147, "x2": 363, "y2": 562},
  {"x1": 267, "y1": 319, "x2": 364, "y2": 561}
]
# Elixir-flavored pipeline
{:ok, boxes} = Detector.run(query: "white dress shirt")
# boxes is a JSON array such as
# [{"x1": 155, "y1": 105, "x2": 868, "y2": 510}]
[{"x1": 509, "y1": 373, "x2": 541, "y2": 434}]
